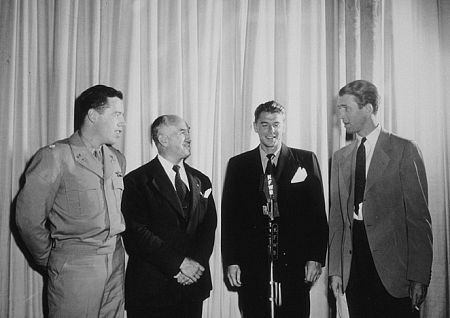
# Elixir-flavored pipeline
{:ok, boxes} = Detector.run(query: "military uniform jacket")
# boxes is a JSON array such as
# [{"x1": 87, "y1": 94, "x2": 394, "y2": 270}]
[{"x1": 16, "y1": 132, "x2": 126, "y2": 266}]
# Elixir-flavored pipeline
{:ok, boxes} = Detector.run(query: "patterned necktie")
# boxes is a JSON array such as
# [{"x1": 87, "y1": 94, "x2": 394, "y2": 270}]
[
  {"x1": 354, "y1": 137, "x2": 367, "y2": 215},
  {"x1": 173, "y1": 165, "x2": 188, "y2": 203},
  {"x1": 265, "y1": 153, "x2": 276, "y2": 176}
]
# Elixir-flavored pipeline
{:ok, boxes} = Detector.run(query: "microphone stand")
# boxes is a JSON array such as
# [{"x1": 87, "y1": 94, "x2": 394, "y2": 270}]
[{"x1": 262, "y1": 174, "x2": 281, "y2": 318}]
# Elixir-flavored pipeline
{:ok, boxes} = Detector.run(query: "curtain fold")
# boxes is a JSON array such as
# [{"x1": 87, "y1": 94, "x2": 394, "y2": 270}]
[{"x1": 1, "y1": 0, "x2": 448, "y2": 317}]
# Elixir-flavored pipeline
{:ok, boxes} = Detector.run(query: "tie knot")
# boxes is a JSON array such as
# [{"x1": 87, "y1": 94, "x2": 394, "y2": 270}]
[
  {"x1": 361, "y1": 137, "x2": 367, "y2": 145},
  {"x1": 267, "y1": 153, "x2": 275, "y2": 161},
  {"x1": 172, "y1": 165, "x2": 180, "y2": 174}
]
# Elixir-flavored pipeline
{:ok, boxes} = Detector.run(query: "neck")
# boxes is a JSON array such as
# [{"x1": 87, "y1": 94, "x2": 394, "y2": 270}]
[
  {"x1": 79, "y1": 127, "x2": 102, "y2": 149},
  {"x1": 159, "y1": 151, "x2": 183, "y2": 166},
  {"x1": 357, "y1": 116, "x2": 378, "y2": 138},
  {"x1": 260, "y1": 143, "x2": 281, "y2": 155}
]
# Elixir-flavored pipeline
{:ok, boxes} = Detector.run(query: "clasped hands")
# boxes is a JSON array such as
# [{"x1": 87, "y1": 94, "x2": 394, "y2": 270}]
[{"x1": 174, "y1": 257, "x2": 205, "y2": 286}]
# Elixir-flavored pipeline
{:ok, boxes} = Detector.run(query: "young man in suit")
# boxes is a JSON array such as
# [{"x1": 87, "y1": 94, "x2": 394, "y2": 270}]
[
  {"x1": 122, "y1": 115, "x2": 217, "y2": 318},
  {"x1": 16, "y1": 85, "x2": 127, "y2": 317},
  {"x1": 328, "y1": 80, "x2": 433, "y2": 317},
  {"x1": 222, "y1": 101, "x2": 328, "y2": 317}
]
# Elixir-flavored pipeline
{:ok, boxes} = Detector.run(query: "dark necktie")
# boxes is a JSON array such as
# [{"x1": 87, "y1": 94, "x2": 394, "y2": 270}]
[
  {"x1": 265, "y1": 153, "x2": 276, "y2": 176},
  {"x1": 173, "y1": 165, "x2": 188, "y2": 203},
  {"x1": 354, "y1": 137, "x2": 367, "y2": 215}
]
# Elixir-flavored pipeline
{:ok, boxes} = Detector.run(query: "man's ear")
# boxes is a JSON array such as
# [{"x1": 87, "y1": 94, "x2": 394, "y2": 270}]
[
  {"x1": 253, "y1": 122, "x2": 258, "y2": 133},
  {"x1": 87, "y1": 108, "x2": 99, "y2": 123},
  {"x1": 365, "y1": 103, "x2": 374, "y2": 114},
  {"x1": 157, "y1": 134, "x2": 168, "y2": 147}
]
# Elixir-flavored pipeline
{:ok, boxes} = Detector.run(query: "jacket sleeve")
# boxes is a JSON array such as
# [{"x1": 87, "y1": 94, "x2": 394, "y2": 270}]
[
  {"x1": 304, "y1": 152, "x2": 329, "y2": 266},
  {"x1": 328, "y1": 151, "x2": 344, "y2": 277},
  {"x1": 190, "y1": 178, "x2": 217, "y2": 267},
  {"x1": 16, "y1": 147, "x2": 61, "y2": 267},
  {"x1": 121, "y1": 175, "x2": 185, "y2": 277},
  {"x1": 400, "y1": 141, "x2": 433, "y2": 285},
  {"x1": 221, "y1": 158, "x2": 241, "y2": 267}
]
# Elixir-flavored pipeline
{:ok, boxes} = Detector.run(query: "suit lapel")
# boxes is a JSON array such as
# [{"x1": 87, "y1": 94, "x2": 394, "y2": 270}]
[
  {"x1": 277, "y1": 144, "x2": 303, "y2": 182},
  {"x1": 186, "y1": 164, "x2": 201, "y2": 216},
  {"x1": 69, "y1": 132, "x2": 103, "y2": 178},
  {"x1": 339, "y1": 141, "x2": 357, "y2": 222},
  {"x1": 365, "y1": 130, "x2": 391, "y2": 194},
  {"x1": 148, "y1": 158, "x2": 185, "y2": 219},
  {"x1": 103, "y1": 145, "x2": 121, "y2": 180}
]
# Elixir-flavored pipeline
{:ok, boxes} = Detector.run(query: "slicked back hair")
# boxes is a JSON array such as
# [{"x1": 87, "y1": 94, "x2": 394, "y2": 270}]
[
  {"x1": 150, "y1": 115, "x2": 181, "y2": 146},
  {"x1": 338, "y1": 80, "x2": 379, "y2": 114},
  {"x1": 74, "y1": 85, "x2": 123, "y2": 131},
  {"x1": 254, "y1": 100, "x2": 286, "y2": 123}
]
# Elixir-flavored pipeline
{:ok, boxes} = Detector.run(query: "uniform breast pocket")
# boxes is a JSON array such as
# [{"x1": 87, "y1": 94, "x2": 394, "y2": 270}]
[
  {"x1": 112, "y1": 177, "x2": 124, "y2": 200},
  {"x1": 66, "y1": 180, "x2": 101, "y2": 217}
]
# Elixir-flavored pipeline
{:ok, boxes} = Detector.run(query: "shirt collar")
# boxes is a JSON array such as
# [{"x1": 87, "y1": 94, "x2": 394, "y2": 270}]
[
  {"x1": 157, "y1": 154, "x2": 185, "y2": 174},
  {"x1": 259, "y1": 144, "x2": 282, "y2": 166},
  {"x1": 79, "y1": 131, "x2": 103, "y2": 154},
  {"x1": 357, "y1": 124, "x2": 381, "y2": 147}
]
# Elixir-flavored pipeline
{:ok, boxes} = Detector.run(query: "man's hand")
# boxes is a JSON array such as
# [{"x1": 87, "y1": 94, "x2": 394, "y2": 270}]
[
  {"x1": 174, "y1": 271, "x2": 194, "y2": 286},
  {"x1": 179, "y1": 257, "x2": 205, "y2": 282},
  {"x1": 304, "y1": 261, "x2": 322, "y2": 285},
  {"x1": 227, "y1": 264, "x2": 241, "y2": 287},
  {"x1": 329, "y1": 275, "x2": 344, "y2": 299},
  {"x1": 409, "y1": 281, "x2": 428, "y2": 311}
]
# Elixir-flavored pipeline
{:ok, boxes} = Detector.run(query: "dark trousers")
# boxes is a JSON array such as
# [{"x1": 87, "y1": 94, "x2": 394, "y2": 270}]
[
  {"x1": 126, "y1": 300, "x2": 202, "y2": 318},
  {"x1": 346, "y1": 220, "x2": 419, "y2": 318},
  {"x1": 239, "y1": 277, "x2": 310, "y2": 318}
]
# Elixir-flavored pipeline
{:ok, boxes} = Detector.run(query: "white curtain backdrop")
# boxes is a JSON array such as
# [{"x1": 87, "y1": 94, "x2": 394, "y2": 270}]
[{"x1": 1, "y1": 0, "x2": 448, "y2": 317}]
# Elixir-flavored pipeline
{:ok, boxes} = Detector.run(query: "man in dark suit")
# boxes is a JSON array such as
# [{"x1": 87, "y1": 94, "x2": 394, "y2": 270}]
[
  {"x1": 122, "y1": 115, "x2": 217, "y2": 318},
  {"x1": 222, "y1": 101, "x2": 328, "y2": 317},
  {"x1": 328, "y1": 80, "x2": 433, "y2": 318}
]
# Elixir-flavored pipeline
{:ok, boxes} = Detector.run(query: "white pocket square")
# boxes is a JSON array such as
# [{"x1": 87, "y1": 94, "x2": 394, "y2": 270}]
[
  {"x1": 291, "y1": 167, "x2": 307, "y2": 183},
  {"x1": 201, "y1": 188, "x2": 212, "y2": 198}
]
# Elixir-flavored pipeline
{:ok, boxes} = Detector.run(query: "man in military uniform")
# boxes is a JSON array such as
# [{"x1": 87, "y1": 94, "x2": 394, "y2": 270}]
[{"x1": 16, "y1": 85, "x2": 127, "y2": 318}]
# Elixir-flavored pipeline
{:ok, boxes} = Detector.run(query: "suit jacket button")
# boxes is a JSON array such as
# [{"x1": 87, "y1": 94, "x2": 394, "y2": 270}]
[{"x1": 349, "y1": 250, "x2": 352, "y2": 254}]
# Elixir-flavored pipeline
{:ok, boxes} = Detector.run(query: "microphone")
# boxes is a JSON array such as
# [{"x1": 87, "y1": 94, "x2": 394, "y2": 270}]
[{"x1": 261, "y1": 173, "x2": 279, "y2": 219}]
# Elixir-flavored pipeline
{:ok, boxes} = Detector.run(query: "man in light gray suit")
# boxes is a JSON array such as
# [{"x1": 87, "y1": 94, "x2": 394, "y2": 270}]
[{"x1": 328, "y1": 80, "x2": 432, "y2": 318}]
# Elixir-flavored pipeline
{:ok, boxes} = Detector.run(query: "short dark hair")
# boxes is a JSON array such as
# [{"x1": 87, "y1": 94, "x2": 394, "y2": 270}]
[
  {"x1": 254, "y1": 100, "x2": 286, "y2": 122},
  {"x1": 338, "y1": 80, "x2": 379, "y2": 114},
  {"x1": 74, "y1": 85, "x2": 123, "y2": 131},
  {"x1": 150, "y1": 115, "x2": 179, "y2": 145}
]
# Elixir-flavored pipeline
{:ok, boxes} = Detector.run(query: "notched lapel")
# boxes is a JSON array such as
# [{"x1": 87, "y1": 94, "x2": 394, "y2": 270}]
[
  {"x1": 187, "y1": 170, "x2": 201, "y2": 217},
  {"x1": 339, "y1": 143, "x2": 356, "y2": 201},
  {"x1": 365, "y1": 133, "x2": 390, "y2": 194},
  {"x1": 149, "y1": 163, "x2": 185, "y2": 219},
  {"x1": 275, "y1": 144, "x2": 298, "y2": 181},
  {"x1": 103, "y1": 146, "x2": 120, "y2": 180}
]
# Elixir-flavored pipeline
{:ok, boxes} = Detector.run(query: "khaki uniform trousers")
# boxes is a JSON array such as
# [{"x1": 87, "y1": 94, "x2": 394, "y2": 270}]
[{"x1": 47, "y1": 238, "x2": 125, "y2": 318}]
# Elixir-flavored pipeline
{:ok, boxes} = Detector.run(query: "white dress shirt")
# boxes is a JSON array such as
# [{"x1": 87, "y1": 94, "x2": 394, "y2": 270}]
[
  {"x1": 157, "y1": 155, "x2": 190, "y2": 191},
  {"x1": 354, "y1": 124, "x2": 381, "y2": 220},
  {"x1": 259, "y1": 144, "x2": 282, "y2": 173}
]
